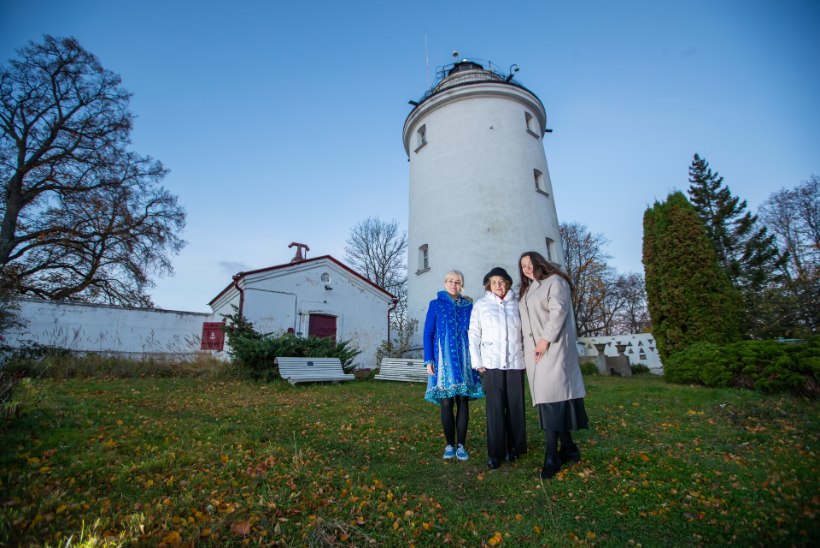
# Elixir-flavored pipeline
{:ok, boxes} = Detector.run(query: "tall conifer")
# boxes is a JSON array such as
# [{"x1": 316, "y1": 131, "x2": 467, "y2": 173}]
[
  {"x1": 687, "y1": 154, "x2": 782, "y2": 292},
  {"x1": 643, "y1": 192, "x2": 742, "y2": 361},
  {"x1": 687, "y1": 154, "x2": 784, "y2": 336}
]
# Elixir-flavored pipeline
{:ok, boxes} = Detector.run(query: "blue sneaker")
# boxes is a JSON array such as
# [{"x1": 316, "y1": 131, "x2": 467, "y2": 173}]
[
  {"x1": 443, "y1": 445, "x2": 456, "y2": 459},
  {"x1": 456, "y1": 445, "x2": 468, "y2": 461}
]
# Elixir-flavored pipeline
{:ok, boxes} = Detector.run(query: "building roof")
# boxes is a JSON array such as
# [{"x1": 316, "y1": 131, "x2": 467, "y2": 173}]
[{"x1": 207, "y1": 255, "x2": 395, "y2": 306}]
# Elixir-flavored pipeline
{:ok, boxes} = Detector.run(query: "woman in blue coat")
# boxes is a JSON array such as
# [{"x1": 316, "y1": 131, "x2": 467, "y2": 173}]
[{"x1": 424, "y1": 270, "x2": 485, "y2": 461}]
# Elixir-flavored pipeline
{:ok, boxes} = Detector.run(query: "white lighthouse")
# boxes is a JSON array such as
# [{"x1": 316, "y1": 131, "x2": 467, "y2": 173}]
[{"x1": 403, "y1": 57, "x2": 564, "y2": 345}]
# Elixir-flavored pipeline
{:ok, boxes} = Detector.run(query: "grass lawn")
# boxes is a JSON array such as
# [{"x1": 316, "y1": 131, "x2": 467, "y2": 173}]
[{"x1": 1, "y1": 375, "x2": 817, "y2": 546}]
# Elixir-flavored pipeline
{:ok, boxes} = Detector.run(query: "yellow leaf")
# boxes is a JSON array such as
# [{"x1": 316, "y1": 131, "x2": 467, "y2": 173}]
[{"x1": 162, "y1": 531, "x2": 182, "y2": 545}]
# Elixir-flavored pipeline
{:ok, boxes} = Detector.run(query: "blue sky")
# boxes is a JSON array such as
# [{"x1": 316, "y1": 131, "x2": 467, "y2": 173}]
[{"x1": 2, "y1": 0, "x2": 818, "y2": 312}]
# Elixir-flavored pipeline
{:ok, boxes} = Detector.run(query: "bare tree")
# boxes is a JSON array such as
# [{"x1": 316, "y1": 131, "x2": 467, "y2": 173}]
[
  {"x1": 560, "y1": 222, "x2": 649, "y2": 336},
  {"x1": 609, "y1": 272, "x2": 650, "y2": 334},
  {"x1": 760, "y1": 176, "x2": 819, "y2": 283},
  {"x1": 0, "y1": 36, "x2": 185, "y2": 307},
  {"x1": 344, "y1": 217, "x2": 407, "y2": 325},
  {"x1": 560, "y1": 222, "x2": 613, "y2": 336},
  {"x1": 759, "y1": 176, "x2": 819, "y2": 335}
]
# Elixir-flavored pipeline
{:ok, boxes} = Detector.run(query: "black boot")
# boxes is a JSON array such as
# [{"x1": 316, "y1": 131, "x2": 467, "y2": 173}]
[
  {"x1": 558, "y1": 443, "x2": 581, "y2": 465},
  {"x1": 540, "y1": 453, "x2": 561, "y2": 480}
]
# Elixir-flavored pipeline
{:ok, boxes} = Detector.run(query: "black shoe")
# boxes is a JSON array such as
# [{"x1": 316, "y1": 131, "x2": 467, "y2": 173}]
[
  {"x1": 558, "y1": 444, "x2": 581, "y2": 465},
  {"x1": 504, "y1": 450, "x2": 517, "y2": 463},
  {"x1": 540, "y1": 454, "x2": 561, "y2": 480},
  {"x1": 487, "y1": 457, "x2": 501, "y2": 470}
]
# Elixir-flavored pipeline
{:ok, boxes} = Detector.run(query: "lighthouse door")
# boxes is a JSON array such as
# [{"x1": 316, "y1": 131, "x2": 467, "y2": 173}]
[{"x1": 308, "y1": 314, "x2": 337, "y2": 340}]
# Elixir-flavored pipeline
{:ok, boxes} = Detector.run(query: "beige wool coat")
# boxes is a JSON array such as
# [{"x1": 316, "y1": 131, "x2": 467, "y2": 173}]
[{"x1": 519, "y1": 274, "x2": 586, "y2": 405}]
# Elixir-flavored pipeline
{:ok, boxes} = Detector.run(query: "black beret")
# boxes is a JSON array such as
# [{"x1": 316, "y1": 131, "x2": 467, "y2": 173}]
[{"x1": 483, "y1": 267, "x2": 513, "y2": 286}]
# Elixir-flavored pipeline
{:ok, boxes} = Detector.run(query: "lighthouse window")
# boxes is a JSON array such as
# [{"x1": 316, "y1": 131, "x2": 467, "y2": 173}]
[
  {"x1": 417, "y1": 244, "x2": 430, "y2": 274},
  {"x1": 525, "y1": 112, "x2": 539, "y2": 137},
  {"x1": 545, "y1": 238, "x2": 554, "y2": 262},
  {"x1": 415, "y1": 125, "x2": 427, "y2": 152},
  {"x1": 534, "y1": 169, "x2": 549, "y2": 196}
]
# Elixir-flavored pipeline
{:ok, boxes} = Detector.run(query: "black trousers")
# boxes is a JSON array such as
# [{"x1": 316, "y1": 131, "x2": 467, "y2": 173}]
[{"x1": 483, "y1": 368, "x2": 527, "y2": 460}]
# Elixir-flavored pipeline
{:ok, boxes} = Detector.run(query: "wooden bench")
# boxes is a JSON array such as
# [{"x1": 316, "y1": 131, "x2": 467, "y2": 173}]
[
  {"x1": 375, "y1": 358, "x2": 429, "y2": 383},
  {"x1": 274, "y1": 357, "x2": 355, "y2": 385}
]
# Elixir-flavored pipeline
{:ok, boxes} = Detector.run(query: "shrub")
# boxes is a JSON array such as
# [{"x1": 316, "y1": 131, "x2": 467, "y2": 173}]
[
  {"x1": 223, "y1": 309, "x2": 361, "y2": 381},
  {"x1": 664, "y1": 336, "x2": 819, "y2": 396},
  {"x1": 229, "y1": 332, "x2": 361, "y2": 381},
  {"x1": 579, "y1": 361, "x2": 599, "y2": 376},
  {"x1": 631, "y1": 363, "x2": 651, "y2": 375}
]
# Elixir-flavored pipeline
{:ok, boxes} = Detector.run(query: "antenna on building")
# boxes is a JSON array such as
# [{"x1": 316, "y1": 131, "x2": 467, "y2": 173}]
[{"x1": 424, "y1": 34, "x2": 430, "y2": 88}]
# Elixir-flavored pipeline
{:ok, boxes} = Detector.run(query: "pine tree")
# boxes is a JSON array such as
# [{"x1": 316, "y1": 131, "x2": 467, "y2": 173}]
[
  {"x1": 643, "y1": 192, "x2": 742, "y2": 361},
  {"x1": 687, "y1": 154, "x2": 783, "y2": 292},
  {"x1": 687, "y1": 154, "x2": 785, "y2": 336}
]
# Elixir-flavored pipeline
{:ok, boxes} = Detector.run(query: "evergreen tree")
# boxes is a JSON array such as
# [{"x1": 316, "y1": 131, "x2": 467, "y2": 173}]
[
  {"x1": 643, "y1": 192, "x2": 742, "y2": 361},
  {"x1": 687, "y1": 154, "x2": 785, "y2": 336}
]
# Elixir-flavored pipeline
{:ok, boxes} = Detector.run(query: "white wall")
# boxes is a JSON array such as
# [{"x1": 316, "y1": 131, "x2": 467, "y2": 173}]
[{"x1": 4, "y1": 299, "x2": 212, "y2": 359}]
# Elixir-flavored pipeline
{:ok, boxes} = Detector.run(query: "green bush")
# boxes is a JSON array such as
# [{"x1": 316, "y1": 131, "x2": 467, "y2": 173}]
[
  {"x1": 228, "y1": 332, "x2": 361, "y2": 381},
  {"x1": 222, "y1": 308, "x2": 362, "y2": 381},
  {"x1": 631, "y1": 363, "x2": 651, "y2": 375},
  {"x1": 664, "y1": 336, "x2": 819, "y2": 396},
  {"x1": 579, "y1": 361, "x2": 599, "y2": 376}
]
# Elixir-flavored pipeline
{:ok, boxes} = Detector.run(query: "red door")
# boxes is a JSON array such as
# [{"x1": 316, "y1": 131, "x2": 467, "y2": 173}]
[{"x1": 308, "y1": 314, "x2": 337, "y2": 339}]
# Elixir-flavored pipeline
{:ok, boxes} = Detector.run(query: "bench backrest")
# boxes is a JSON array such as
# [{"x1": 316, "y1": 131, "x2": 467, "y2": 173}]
[
  {"x1": 274, "y1": 357, "x2": 355, "y2": 385},
  {"x1": 375, "y1": 358, "x2": 428, "y2": 383}
]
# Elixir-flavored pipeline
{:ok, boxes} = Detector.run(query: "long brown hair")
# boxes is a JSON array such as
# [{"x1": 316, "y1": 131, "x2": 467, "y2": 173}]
[{"x1": 518, "y1": 251, "x2": 572, "y2": 298}]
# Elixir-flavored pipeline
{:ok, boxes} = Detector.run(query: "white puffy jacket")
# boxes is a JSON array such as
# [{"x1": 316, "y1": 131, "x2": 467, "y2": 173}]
[{"x1": 468, "y1": 290, "x2": 525, "y2": 370}]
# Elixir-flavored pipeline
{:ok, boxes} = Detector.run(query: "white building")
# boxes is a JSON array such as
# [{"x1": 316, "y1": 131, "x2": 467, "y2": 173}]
[
  {"x1": 208, "y1": 253, "x2": 396, "y2": 368},
  {"x1": 403, "y1": 58, "x2": 563, "y2": 344}
]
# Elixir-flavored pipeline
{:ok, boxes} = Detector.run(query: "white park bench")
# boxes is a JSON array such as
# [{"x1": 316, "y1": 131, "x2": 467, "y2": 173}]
[
  {"x1": 274, "y1": 357, "x2": 355, "y2": 385},
  {"x1": 375, "y1": 358, "x2": 429, "y2": 383}
]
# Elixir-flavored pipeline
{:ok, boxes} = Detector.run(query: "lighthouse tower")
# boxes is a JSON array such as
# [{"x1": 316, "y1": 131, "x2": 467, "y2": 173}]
[{"x1": 403, "y1": 57, "x2": 564, "y2": 345}]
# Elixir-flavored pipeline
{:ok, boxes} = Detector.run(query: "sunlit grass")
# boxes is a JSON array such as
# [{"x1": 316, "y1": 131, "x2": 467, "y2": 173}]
[{"x1": 0, "y1": 376, "x2": 817, "y2": 545}]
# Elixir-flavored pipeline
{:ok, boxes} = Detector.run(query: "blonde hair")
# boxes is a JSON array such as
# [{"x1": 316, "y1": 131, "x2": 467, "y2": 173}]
[{"x1": 443, "y1": 270, "x2": 465, "y2": 285}]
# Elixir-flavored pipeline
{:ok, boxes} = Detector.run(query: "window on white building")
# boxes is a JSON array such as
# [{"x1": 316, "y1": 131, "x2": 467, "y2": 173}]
[
  {"x1": 525, "y1": 112, "x2": 539, "y2": 137},
  {"x1": 415, "y1": 124, "x2": 427, "y2": 152},
  {"x1": 534, "y1": 169, "x2": 549, "y2": 196},
  {"x1": 417, "y1": 244, "x2": 430, "y2": 274},
  {"x1": 545, "y1": 237, "x2": 554, "y2": 262}
]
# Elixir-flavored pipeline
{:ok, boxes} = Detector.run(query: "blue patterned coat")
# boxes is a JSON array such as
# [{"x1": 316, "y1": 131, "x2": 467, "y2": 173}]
[{"x1": 423, "y1": 291, "x2": 485, "y2": 404}]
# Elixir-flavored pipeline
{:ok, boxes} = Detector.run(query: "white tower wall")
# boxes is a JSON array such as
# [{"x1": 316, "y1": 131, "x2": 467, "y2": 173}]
[{"x1": 404, "y1": 64, "x2": 564, "y2": 347}]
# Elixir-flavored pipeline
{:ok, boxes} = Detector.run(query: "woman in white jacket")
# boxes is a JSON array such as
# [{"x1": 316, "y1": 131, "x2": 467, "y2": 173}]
[{"x1": 469, "y1": 267, "x2": 527, "y2": 470}]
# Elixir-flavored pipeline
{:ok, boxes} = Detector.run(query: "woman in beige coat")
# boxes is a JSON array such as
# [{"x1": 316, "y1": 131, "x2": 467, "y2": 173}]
[{"x1": 518, "y1": 251, "x2": 588, "y2": 480}]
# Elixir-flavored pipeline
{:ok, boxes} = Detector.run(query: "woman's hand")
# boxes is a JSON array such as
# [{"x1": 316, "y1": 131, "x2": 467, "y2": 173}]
[
  {"x1": 426, "y1": 363, "x2": 435, "y2": 375},
  {"x1": 534, "y1": 340, "x2": 549, "y2": 363},
  {"x1": 478, "y1": 367, "x2": 486, "y2": 374}
]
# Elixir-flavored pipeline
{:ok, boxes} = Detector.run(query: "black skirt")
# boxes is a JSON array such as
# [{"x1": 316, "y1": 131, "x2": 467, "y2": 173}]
[{"x1": 537, "y1": 398, "x2": 589, "y2": 432}]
